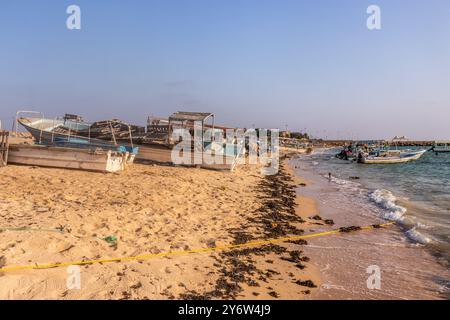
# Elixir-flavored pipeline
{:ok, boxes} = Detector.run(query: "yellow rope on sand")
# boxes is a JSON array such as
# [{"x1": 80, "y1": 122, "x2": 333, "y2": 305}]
[{"x1": 0, "y1": 222, "x2": 395, "y2": 273}]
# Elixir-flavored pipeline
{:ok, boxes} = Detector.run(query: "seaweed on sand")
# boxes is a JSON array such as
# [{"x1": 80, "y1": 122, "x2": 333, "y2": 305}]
[{"x1": 179, "y1": 164, "x2": 312, "y2": 300}]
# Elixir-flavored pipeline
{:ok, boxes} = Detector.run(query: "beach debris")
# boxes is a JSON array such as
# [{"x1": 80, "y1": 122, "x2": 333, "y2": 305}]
[
  {"x1": 349, "y1": 176, "x2": 360, "y2": 180},
  {"x1": 310, "y1": 215, "x2": 322, "y2": 221},
  {"x1": 130, "y1": 282, "x2": 142, "y2": 290},
  {"x1": 339, "y1": 226, "x2": 362, "y2": 233},
  {"x1": 299, "y1": 183, "x2": 307, "y2": 187},
  {"x1": 103, "y1": 235, "x2": 118, "y2": 247},
  {"x1": 0, "y1": 226, "x2": 65, "y2": 234},
  {"x1": 206, "y1": 239, "x2": 216, "y2": 248},
  {"x1": 324, "y1": 219, "x2": 335, "y2": 225},
  {"x1": 179, "y1": 163, "x2": 312, "y2": 300},
  {"x1": 295, "y1": 263, "x2": 306, "y2": 270},
  {"x1": 288, "y1": 239, "x2": 308, "y2": 245},
  {"x1": 295, "y1": 280, "x2": 317, "y2": 288},
  {"x1": 59, "y1": 245, "x2": 75, "y2": 254},
  {"x1": 0, "y1": 256, "x2": 6, "y2": 276},
  {"x1": 120, "y1": 291, "x2": 132, "y2": 300},
  {"x1": 281, "y1": 250, "x2": 310, "y2": 264}
]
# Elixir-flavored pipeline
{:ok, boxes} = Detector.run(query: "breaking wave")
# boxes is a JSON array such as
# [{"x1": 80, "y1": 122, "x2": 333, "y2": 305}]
[
  {"x1": 406, "y1": 227, "x2": 433, "y2": 244},
  {"x1": 369, "y1": 189, "x2": 433, "y2": 244},
  {"x1": 369, "y1": 189, "x2": 407, "y2": 222}
]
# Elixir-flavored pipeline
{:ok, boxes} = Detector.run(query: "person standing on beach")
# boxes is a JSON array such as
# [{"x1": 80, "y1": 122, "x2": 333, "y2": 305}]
[{"x1": 328, "y1": 172, "x2": 332, "y2": 182}]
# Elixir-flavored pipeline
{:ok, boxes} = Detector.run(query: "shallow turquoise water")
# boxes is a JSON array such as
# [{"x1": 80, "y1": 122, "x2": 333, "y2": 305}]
[{"x1": 300, "y1": 148, "x2": 450, "y2": 265}]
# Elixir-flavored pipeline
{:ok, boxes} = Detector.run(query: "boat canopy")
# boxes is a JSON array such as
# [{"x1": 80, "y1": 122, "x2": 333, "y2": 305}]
[{"x1": 169, "y1": 111, "x2": 214, "y2": 122}]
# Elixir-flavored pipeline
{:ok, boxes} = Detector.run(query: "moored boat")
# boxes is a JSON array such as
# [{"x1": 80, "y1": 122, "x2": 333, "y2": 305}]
[
  {"x1": 358, "y1": 149, "x2": 427, "y2": 164},
  {"x1": 431, "y1": 141, "x2": 450, "y2": 153}
]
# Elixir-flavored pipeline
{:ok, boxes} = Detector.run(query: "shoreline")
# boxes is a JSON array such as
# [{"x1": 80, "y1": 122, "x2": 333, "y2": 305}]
[
  {"x1": 287, "y1": 153, "x2": 450, "y2": 299},
  {"x1": 0, "y1": 152, "x2": 448, "y2": 299}
]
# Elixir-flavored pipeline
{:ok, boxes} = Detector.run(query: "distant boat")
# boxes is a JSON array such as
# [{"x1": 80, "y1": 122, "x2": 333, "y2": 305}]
[
  {"x1": 358, "y1": 149, "x2": 427, "y2": 164},
  {"x1": 432, "y1": 141, "x2": 450, "y2": 153}
]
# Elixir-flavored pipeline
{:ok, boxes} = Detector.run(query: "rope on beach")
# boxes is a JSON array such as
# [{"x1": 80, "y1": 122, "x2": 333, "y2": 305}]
[
  {"x1": 0, "y1": 221, "x2": 395, "y2": 273},
  {"x1": 0, "y1": 227, "x2": 65, "y2": 234}
]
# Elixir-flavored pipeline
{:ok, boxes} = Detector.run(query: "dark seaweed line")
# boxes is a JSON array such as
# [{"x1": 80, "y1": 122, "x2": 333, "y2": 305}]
[{"x1": 180, "y1": 156, "x2": 315, "y2": 300}]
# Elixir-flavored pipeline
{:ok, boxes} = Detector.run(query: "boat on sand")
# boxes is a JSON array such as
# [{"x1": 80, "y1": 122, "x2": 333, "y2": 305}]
[
  {"x1": 8, "y1": 144, "x2": 126, "y2": 173},
  {"x1": 15, "y1": 111, "x2": 138, "y2": 164}
]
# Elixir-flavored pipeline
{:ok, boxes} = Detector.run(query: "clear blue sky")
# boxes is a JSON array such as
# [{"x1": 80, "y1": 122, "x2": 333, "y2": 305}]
[{"x1": 1, "y1": 0, "x2": 449, "y2": 140}]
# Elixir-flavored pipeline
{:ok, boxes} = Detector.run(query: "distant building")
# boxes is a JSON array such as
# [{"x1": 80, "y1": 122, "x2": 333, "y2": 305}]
[{"x1": 392, "y1": 135, "x2": 409, "y2": 143}]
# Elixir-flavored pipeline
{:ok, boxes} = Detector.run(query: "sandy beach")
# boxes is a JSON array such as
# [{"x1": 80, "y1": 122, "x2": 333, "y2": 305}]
[
  {"x1": 1, "y1": 147, "x2": 448, "y2": 300},
  {"x1": 0, "y1": 154, "x2": 326, "y2": 300}
]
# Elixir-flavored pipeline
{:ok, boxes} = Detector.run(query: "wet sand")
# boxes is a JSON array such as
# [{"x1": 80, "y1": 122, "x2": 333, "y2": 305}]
[
  {"x1": 0, "y1": 157, "x2": 320, "y2": 300},
  {"x1": 289, "y1": 156, "x2": 450, "y2": 300}
]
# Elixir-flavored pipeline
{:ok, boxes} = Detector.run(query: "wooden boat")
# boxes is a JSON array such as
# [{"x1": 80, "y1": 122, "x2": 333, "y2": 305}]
[
  {"x1": 136, "y1": 141, "x2": 245, "y2": 171},
  {"x1": 8, "y1": 144, "x2": 126, "y2": 173},
  {"x1": 15, "y1": 112, "x2": 138, "y2": 164},
  {"x1": 358, "y1": 149, "x2": 427, "y2": 164},
  {"x1": 137, "y1": 112, "x2": 244, "y2": 171},
  {"x1": 16, "y1": 111, "x2": 243, "y2": 171}
]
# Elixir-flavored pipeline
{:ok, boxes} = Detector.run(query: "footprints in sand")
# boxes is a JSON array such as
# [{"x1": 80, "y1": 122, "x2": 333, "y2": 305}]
[
  {"x1": 178, "y1": 163, "x2": 318, "y2": 299},
  {"x1": 0, "y1": 163, "x2": 312, "y2": 299}
]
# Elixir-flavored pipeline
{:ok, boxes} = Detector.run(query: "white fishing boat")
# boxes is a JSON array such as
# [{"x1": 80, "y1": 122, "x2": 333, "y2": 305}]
[
  {"x1": 8, "y1": 144, "x2": 126, "y2": 173},
  {"x1": 358, "y1": 149, "x2": 427, "y2": 164}
]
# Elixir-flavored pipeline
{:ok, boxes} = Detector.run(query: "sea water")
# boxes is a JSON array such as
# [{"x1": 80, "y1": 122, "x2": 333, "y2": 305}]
[{"x1": 295, "y1": 148, "x2": 450, "y2": 267}]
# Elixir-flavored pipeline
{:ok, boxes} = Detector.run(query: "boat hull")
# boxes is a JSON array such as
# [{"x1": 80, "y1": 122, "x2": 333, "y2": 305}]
[
  {"x1": 135, "y1": 143, "x2": 244, "y2": 171},
  {"x1": 18, "y1": 119, "x2": 138, "y2": 164},
  {"x1": 360, "y1": 150, "x2": 426, "y2": 164},
  {"x1": 18, "y1": 117, "x2": 242, "y2": 171},
  {"x1": 8, "y1": 144, "x2": 125, "y2": 173}
]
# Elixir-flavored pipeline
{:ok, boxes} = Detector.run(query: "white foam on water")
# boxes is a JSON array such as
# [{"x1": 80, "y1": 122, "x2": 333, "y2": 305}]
[
  {"x1": 369, "y1": 189, "x2": 434, "y2": 244},
  {"x1": 406, "y1": 227, "x2": 433, "y2": 244},
  {"x1": 298, "y1": 154, "x2": 437, "y2": 246},
  {"x1": 369, "y1": 189, "x2": 407, "y2": 222}
]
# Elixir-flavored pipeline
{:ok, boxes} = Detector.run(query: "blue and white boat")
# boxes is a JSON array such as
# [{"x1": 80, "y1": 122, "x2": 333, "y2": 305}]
[{"x1": 15, "y1": 111, "x2": 139, "y2": 164}]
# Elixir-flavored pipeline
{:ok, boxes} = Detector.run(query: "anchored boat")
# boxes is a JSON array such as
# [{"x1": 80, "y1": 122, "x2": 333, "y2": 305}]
[
  {"x1": 358, "y1": 149, "x2": 427, "y2": 164},
  {"x1": 431, "y1": 141, "x2": 450, "y2": 153}
]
